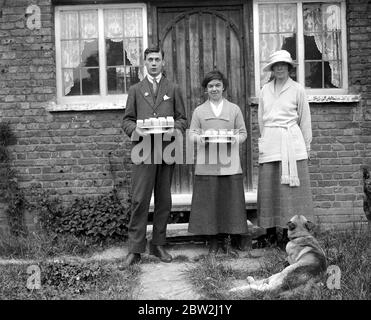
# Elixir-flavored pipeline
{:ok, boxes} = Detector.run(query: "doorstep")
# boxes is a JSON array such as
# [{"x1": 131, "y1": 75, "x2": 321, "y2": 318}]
[
  {"x1": 146, "y1": 222, "x2": 266, "y2": 240},
  {"x1": 149, "y1": 191, "x2": 258, "y2": 212}
]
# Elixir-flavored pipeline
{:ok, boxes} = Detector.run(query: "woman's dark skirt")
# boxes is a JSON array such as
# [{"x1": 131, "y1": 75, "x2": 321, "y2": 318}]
[
  {"x1": 257, "y1": 160, "x2": 314, "y2": 228},
  {"x1": 188, "y1": 174, "x2": 248, "y2": 235}
]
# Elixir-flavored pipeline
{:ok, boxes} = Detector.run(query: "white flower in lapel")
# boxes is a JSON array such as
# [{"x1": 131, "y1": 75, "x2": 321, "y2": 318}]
[
  {"x1": 163, "y1": 94, "x2": 170, "y2": 101},
  {"x1": 144, "y1": 92, "x2": 149, "y2": 96}
]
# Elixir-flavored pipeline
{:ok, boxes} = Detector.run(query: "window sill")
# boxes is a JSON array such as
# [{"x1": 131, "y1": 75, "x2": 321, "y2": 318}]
[
  {"x1": 249, "y1": 94, "x2": 361, "y2": 106},
  {"x1": 47, "y1": 101, "x2": 126, "y2": 112}
]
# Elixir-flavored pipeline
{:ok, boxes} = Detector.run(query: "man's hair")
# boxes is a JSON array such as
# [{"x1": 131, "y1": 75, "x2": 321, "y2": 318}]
[
  {"x1": 144, "y1": 46, "x2": 165, "y2": 60},
  {"x1": 201, "y1": 70, "x2": 229, "y2": 90}
]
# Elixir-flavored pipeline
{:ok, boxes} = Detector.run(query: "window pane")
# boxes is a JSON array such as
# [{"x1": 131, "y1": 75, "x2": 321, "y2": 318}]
[
  {"x1": 304, "y1": 35, "x2": 322, "y2": 60},
  {"x1": 104, "y1": 8, "x2": 144, "y2": 95},
  {"x1": 107, "y1": 66, "x2": 142, "y2": 94},
  {"x1": 281, "y1": 34, "x2": 296, "y2": 60},
  {"x1": 107, "y1": 67, "x2": 126, "y2": 94},
  {"x1": 81, "y1": 40, "x2": 99, "y2": 67},
  {"x1": 61, "y1": 40, "x2": 80, "y2": 68},
  {"x1": 260, "y1": 33, "x2": 296, "y2": 62},
  {"x1": 61, "y1": 12, "x2": 79, "y2": 39},
  {"x1": 104, "y1": 10, "x2": 123, "y2": 38},
  {"x1": 65, "y1": 69, "x2": 81, "y2": 95},
  {"x1": 305, "y1": 61, "x2": 322, "y2": 88},
  {"x1": 278, "y1": 4, "x2": 296, "y2": 33},
  {"x1": 63, "y1": 69, "x2": 80, "y2": 96},
  {"x1": 260, "y1": 34, "x2": 280, "y2": 61},
  {"x1": 259, "y1": 5, "x2": 277, "y2": 32},
  {"x1": 303, "y1": 3, "x2": 342, "y2": 88},
  {"x1": 258, "y1": 3, "x2": 297, "y2": 83},
  {"x1": 106, "y1": 39, "x2": 124, "y2": 66},
  {"x1": 81, "y1": 68, "x2": 99, "y2": 95},
  {"x1": 126, "y1": 67, "x2": 142, "y2": 89},
  {"x1": 303, "y1": 4, "x2": 322, "y2": 33},
  {"x1": 123, "y1": 9, "x2": 143, "y2": 37},
  {"x1": 80, "y1": 11, "x2": 98, "y2": 39},
  {"x1": 124, "y1": 38, "x2": 143, "y2": 66},
  {"x1": 59, "y1": 6, "x2": 146, "y2": 99},
  {"x1": 325, "y1": 60, "x2": 341, "y2": 88}
]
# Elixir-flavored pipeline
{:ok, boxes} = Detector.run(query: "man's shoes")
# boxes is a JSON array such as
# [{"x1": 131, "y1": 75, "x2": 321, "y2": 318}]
[
  {"x1": 118, "y1": 253, "x2": 141, "y2": 270},
  {"x1": 149, "y1": 242, "x2": 172, "y2": 263}
]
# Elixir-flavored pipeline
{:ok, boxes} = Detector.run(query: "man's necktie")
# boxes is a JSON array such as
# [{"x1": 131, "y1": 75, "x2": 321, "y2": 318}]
[{"x1": 153, "y1": 79, "x2": 158, "y2": 96}]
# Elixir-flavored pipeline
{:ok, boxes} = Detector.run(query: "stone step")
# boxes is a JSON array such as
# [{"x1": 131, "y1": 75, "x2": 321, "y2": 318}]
[{"x1": 147, "y1": 222, "x2": 266, "y2": 241}]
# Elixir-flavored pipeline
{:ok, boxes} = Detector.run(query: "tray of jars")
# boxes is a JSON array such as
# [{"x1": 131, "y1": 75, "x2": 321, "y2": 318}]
[
  {"x1": 137, "y1": 117, "x2": 174, "y2": 134},
  {"x1": 200, "y1": 129, "x2": 237, "y2": 143}
]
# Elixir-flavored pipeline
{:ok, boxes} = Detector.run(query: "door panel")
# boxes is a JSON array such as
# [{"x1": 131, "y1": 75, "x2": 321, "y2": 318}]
[{"x1": 157, "y1": 6, "x2": 249, "y2": 194}]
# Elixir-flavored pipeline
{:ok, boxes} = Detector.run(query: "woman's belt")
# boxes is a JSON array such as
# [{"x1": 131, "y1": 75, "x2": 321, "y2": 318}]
[{"x1": 264, "y1": 122, "x2": 300, "y2": 187}]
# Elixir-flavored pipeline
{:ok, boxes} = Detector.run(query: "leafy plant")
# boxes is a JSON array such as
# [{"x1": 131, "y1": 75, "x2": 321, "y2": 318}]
[
  {"x1": 41, "y1": 260, "x2": 108, "y2": 295},
  {"x1": 32, "y1": 188, "x2": 131, "y2": 244},
  {"x1": 0, "y1": 261, "x2": 140, "y2": 300}
]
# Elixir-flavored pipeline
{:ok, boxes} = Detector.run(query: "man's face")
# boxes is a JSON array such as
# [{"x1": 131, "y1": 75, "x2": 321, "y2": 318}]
[{"x1": 144, "y1": 52, "x2": 165, "y2": 77}]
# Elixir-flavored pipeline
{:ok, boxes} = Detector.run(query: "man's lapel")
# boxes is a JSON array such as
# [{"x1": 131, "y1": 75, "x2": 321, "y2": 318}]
[
  {"x1": 139, "y1": 78, "x2": 156, "y2": 109},
  {"x1": 153, "y1": 77, "x2": 169, "y2": 110}
]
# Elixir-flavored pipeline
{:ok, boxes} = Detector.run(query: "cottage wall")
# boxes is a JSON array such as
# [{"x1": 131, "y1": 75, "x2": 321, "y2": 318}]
[{"x1": 0, "y1": 0, "x2": 370, "y2": 232}]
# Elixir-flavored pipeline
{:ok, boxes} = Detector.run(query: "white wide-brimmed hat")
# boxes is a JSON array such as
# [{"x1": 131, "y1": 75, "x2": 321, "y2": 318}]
[{"x1": 263, "y1": 50, "x2": 297, "y2": 72}]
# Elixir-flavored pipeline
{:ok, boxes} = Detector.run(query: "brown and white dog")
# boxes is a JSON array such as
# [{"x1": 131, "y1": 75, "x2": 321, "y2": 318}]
[{"x1": 229, "y1": 215, "x2": 327, "y2": 294}]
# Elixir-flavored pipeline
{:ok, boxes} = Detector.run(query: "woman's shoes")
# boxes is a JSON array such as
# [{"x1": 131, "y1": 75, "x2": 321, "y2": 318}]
[
  {"x1": 207, "y1": 236, "x2": 239, "y2": 258},
  {"x1": 208, "y1": 237, "x2": 219, "y2": 257},
  {"x1": 221, "y1": 237, "x2": 239, "y2": 258}
]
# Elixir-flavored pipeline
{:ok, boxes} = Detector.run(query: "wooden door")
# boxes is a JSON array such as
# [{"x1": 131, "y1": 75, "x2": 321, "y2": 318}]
[{"x1": 157, "y1": 5, "x2": 251, "y2": 194}]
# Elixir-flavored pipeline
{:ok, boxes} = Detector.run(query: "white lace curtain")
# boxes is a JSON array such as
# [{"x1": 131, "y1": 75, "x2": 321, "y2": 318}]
[
  {"x1": 60, "y1": 9, "x2": 143, "y2": 95},
  {"x1": 61, "y1": 11, "x2": 98, "y2": 95},
  {"x1": 303, "y1": 4, "x2": 341, "y2": 88},
  {"x1": 259, "y1": 4, "x2": 297, "y2": 85},
  {"x1": 259, "y1": 3, "x2": 341, "y2": 87}
]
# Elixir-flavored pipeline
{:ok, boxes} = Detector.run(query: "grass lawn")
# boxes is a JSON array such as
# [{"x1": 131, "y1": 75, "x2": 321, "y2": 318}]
[{"x1": 0, "y1": 226, "x2": 369, "y2": 300}]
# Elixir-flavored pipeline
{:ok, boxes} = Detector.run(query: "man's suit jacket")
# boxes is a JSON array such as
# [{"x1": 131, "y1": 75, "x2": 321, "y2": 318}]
[{"x1": 122, "y1": 76, "x2": 187, "y2": 138}]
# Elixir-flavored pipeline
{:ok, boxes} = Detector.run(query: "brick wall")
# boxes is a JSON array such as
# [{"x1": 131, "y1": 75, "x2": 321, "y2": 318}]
[
  {"x1": 0, "y1": 0, "x2": 132, "y2": 234},
  {"x1": 0, "y1": 0, "x2": 370, "y2": 232}
]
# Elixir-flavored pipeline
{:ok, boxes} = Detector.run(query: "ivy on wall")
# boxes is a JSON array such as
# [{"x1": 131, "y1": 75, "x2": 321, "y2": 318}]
[{"x1": 0, "y1": 122, "x2": 27, "y2": 236}]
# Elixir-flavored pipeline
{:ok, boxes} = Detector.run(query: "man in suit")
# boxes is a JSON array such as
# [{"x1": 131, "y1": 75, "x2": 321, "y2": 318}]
[{"x1": 120, "y1": 46, "x2": 187, "y2": 267}]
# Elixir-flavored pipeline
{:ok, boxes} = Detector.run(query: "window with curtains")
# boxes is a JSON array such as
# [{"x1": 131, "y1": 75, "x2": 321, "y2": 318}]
[
  {"x1": 253, "y1": 0, "x2": 348, "y2": 95},
  {"x1": 55, "y1": 4, "x2": 147, "y2": 107}
]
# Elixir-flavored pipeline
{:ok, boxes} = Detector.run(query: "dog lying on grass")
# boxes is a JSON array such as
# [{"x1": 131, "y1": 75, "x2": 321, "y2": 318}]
[{"x1": 229, "y1": 215, "x2": 327, "y2": 294}]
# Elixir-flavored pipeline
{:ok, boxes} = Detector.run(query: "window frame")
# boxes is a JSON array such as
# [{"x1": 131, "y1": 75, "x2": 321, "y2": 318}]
[
  {"x1": 54, "y1": 4, "x2": 148, "y2": 109},
  {"x1": 253, "y1": 0, "x2": 348, "y2": 97}
]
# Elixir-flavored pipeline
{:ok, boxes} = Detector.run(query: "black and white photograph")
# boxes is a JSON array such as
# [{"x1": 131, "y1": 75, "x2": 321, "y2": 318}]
[{"x1": 0, "y1": 0, "x2": 369, "y2": 309}]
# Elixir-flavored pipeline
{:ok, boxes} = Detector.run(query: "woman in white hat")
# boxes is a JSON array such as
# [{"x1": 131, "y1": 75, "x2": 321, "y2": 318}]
[{"x1": 257, "y1": 50, "x2": 314, "y2": 244}]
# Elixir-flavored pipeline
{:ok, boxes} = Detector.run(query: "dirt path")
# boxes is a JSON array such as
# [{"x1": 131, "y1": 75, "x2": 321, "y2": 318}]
[
  {"x1": 0, "y1": 243, "x2": 271, "y2": 300},
  {"x1": 136, "y1": 262, "x2": 201, "y2": 300}
]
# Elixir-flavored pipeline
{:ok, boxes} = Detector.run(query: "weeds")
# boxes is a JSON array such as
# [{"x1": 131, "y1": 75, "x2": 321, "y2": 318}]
[
  {"x1": 186, "y1": 256, "x2": 235, "y2": 300},
  {"x1": 0, "y1": 260, "x2": 140, "y2": 300},
  {"x1": 0, "y1": 231, "x2": 103, "y2": 259}
]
